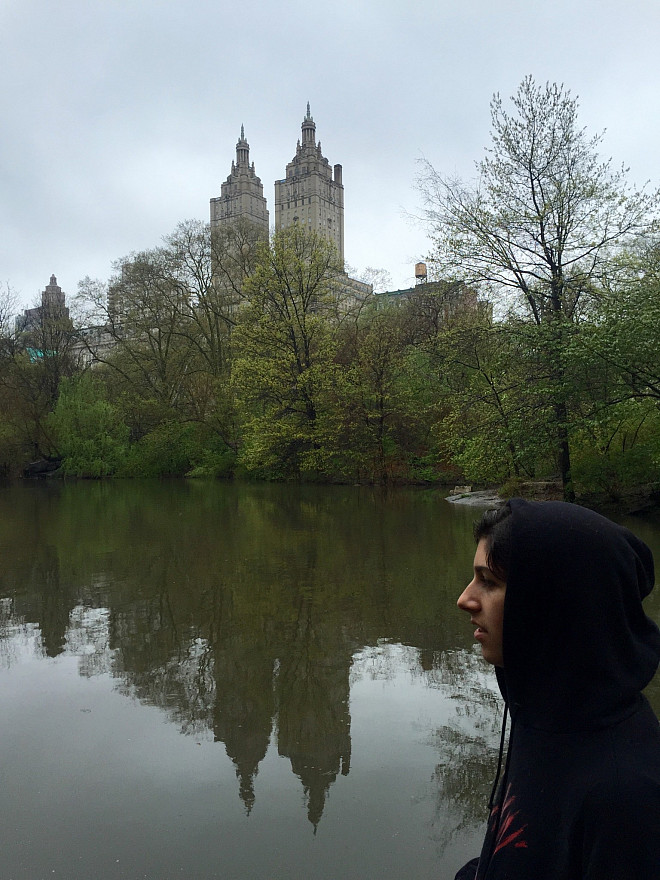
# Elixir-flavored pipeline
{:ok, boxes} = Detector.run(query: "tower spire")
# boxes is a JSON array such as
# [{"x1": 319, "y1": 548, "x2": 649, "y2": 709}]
[
  {"x1": 301, "y1": 103, "x2": 316, "y2": 147},
  {"x1": 236, "y1": 125, "x2": 249, "y2": 167}
]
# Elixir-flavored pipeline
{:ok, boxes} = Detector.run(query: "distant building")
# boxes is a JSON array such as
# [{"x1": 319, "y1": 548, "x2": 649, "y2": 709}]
[
  {"x1": 275, "y1": 104, "x2": 344, "y2": 263},
  {"x1": 374, "y1": 278, "x2": 481, "y2": 321},
  {"x1": 209, "y1": 107, "x2": 368, "y2": 313},
  {"x1": 70, "y1": 324, "x2": 116, "y2": 368},
  {"x1": 16, "y1": 274, "x2": 71, "y2": 334},
  {"x1": 210, "y1": 125, "x2": 269, "y2": 238}
]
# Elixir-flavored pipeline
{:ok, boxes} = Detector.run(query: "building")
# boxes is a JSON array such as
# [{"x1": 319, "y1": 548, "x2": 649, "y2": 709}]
[
  {"x1": 16, "y1": 274, "x2": 71, "y2": 334},
  {"x1": 210, "y1": 125, "x2": 269, "y2": 238},
  {"x1": 373, "y1": 278, "x2": 480, "y2": 322},
  {"x1": 209, "y1": 107, "x2": 368, "y2": 312},
  {"x1": 274, "y1": 104, "x2": 344, "y2": 263}
]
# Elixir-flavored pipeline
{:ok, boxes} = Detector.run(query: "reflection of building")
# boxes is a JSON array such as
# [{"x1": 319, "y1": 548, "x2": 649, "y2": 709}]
[
  {"x1": 211, "y1": 632, "x2": 276, "y2": 816},
  {"x1": 15, "y1": 274, "x2": 70, "y2": 334},
  {"x1": 277, "y1": 622, "x2": 352, "y2": 829},
  {"x1": 275, "y1": 104, "x2": 344, "y2": 263}
]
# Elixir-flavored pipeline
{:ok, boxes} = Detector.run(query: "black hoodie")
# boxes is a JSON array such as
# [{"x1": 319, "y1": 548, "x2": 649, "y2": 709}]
[{"x1": 455, "y1": 499, "x2": 660, "y2": 880}]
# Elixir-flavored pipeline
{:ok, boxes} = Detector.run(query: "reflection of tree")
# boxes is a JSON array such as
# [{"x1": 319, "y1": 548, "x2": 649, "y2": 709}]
[
  {"x1": 7, "y1": 480, "x2": 637, "y2": 839},
  {"x1": 0, "y1": 598, "x2": 43, "y2": 668},
  {"x1": 66, "y1": 606, "x2": 115, "y2": 677},
  {"x1": 0, "y1": 481, "x2": 492, "y2": 830},
  {"x1": 17, "y1": 544, "x2": 75, "y2": 658},
  {"x1": 428, "y1": 649, "x2": 503, "y2": 851}
]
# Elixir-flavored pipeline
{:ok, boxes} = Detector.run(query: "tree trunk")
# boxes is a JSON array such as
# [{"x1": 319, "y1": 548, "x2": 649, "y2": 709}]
[{"x1": 554, "y1": 400, "x2": 575, "y2": 502}]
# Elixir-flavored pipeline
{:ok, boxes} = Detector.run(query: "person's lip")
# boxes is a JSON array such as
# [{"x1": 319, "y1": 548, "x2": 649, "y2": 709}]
[{"x1": 471, "y1": 619, "x2": 487, "y2": 637}]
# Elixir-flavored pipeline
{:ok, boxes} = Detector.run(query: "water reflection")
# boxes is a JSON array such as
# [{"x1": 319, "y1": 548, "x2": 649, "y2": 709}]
[{"x1": 0, "y1": 482, "x2": 658, "y2": 879}]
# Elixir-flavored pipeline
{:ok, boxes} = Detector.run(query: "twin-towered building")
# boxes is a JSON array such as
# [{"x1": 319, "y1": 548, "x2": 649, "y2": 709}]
[{"x1": 210, "y1": 104, "x2": 345, "y2": 263}]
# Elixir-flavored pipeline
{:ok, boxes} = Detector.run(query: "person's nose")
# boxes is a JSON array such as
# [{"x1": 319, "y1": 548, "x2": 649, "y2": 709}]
[{"x1": 457, "y1": 579, "x2": 480, "y2": 612}]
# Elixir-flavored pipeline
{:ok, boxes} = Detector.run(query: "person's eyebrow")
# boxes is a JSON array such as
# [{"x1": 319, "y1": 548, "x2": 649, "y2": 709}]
[{"x1": 474, "y1": 564, "x2": 501, "y2": 580}]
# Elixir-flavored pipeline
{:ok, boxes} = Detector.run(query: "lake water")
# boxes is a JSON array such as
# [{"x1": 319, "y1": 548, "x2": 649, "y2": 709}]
[{"x1": 1, "y1": 481, "x2": 659, "y2": 880}]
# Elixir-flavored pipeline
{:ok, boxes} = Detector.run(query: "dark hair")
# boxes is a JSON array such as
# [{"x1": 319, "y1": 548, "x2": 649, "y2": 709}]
[{"x1": 473, "y1": 503, "x2": 513, "y2": 581}]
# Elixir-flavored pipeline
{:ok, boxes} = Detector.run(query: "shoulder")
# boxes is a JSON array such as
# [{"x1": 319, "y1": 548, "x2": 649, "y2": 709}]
[
  {"x1": 579, "y1": 772, "x2": 660, "y2": 876},
  {"x1": 584, "y1": 772, "x2": 660, "y2": 818}
]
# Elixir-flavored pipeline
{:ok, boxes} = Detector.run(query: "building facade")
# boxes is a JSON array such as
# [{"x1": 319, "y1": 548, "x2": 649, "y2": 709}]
[
  {"x1": 274, "y1": 104, "x2": 344, "y2": 262},
  {"x1": 15, "y1": 274, "x2": 71, "y2": 334},
  {"x1": 210, "y1": 106, "x2": 345, "y2": 263},
  {"x1": 208, "y1": 108, "x2": 369, "y2": 312},
  {"x1": 210, "y1": 125, "x2": 269, "y2": 237}
]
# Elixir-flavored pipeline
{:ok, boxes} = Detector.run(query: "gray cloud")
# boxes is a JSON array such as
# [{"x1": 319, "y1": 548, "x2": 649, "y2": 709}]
[{"x1": 2, "y1": 0, "x2": 659, "y2": 308}]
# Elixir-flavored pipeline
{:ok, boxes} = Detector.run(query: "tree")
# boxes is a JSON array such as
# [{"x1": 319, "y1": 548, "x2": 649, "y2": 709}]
[
  {"x1": 76, "y1": 220, "x2": 259, "y2": 455},
  {"x1": 231, "y1": 227, "x2": 344, "y2": 478},
  {"x1": 419, "y1": 76, "x2": 658, "y2": 499},
  {"x1": 588, "y1": 245, "x2": 660, "y2": 405},
  {"x1": 50, "y1": 374, "x2": 129, "y2": 477},
  {"x1": 0, "y1": 286, "x2": 80, "y2": 466},
  {"x1": 0, "y1": 282, "x2": 17, "y2": 362}
]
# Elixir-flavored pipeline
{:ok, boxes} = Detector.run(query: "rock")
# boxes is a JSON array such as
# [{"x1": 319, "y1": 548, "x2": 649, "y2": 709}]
[
  {"x1": 23, "y1": 458, "x2": 62, "y2": 478},
  {"x1": 446, "y1": 490, "x2": 503, "y2": 506}
]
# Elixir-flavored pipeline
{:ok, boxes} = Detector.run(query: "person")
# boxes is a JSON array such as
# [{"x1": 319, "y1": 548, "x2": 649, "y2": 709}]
[{"x1": 454, "y1": 498, "x2": 660, "y2": 880}]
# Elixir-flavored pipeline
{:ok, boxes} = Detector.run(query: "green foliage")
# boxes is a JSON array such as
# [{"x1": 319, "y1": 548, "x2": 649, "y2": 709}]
[
  {"x1": 186, "y1": 445, "x2": 236, "y2": 478},
  {"x1": 232, "y1": 227, "x2": 345, "y2": 479},
  {"x1": 429, "y1": 321, "x2": 556, "y2": 484},
  {"x1": 50, "y1": 374, "x2": 129, "y2": 477},
  {"x1": 1, "y1": 185, "x2": 657, "y2": 502},
  {"x1": 570, "y1": 399, "x2": 660, "y2": 499},
  {"x1": 418, "y1": 76, "x2": 660, "y2": 500},
  {"x1": 0, "y1": 419, "x2": 27, "y2": 478},
  {"x1": 119, "y1": 420, "x2": 208, "y2": 477}
]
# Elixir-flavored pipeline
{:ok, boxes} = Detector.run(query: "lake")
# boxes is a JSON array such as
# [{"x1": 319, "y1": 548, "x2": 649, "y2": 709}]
[{"x1": 1, "y1": 481, "x2": 659, "y2": 879}]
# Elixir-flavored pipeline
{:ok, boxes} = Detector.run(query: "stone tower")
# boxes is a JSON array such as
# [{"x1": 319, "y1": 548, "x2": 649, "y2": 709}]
[
  {"x1": 274, "y1": 104, "x2": 344, "y2": 262},
  {"x1": 210, "y1": 125, "x2": 269, "y2": 235},
  {"x1": 16, "y1": 274, "x2": 70, "y2": 333}
]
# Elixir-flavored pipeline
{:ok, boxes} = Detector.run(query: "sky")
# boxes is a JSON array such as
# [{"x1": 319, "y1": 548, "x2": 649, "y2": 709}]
[{"x1": 2, "y1": 0, "x2": 660, "y2": 312}]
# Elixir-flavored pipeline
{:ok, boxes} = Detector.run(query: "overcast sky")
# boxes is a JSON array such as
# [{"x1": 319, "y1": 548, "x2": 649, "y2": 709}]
[{"x1": 2, "y1": 0, "x2": 659, "y2": 311}]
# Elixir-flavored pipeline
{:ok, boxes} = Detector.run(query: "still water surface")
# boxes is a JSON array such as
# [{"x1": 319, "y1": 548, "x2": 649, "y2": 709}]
[{"x1": 1, "y1": 481, "x2": 659, "y2": 880}]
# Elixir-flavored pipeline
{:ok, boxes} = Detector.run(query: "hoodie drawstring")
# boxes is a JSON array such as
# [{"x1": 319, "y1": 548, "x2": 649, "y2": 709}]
[
  {"x1": 488, "y1": 701, "x2": 509, "y2": 810},
  {"x1": 477, "y1": 702, "x2": 514, "y2": 878}
]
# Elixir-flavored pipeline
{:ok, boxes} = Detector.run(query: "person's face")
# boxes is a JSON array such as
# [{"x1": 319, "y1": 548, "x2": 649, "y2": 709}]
[{"x1": 457, "y1": 538, "x2": 506, "y2": 667}]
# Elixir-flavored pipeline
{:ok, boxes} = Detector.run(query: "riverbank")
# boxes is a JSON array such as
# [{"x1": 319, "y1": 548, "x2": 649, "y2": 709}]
[{"x1": 446, "y1": 480, "x2": 660, "y2": 516}]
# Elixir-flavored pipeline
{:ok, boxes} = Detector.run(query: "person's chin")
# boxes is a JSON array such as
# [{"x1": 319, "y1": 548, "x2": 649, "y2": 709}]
[{"x1": 481, "y1": 647, "x2": 502, "y2": 667}]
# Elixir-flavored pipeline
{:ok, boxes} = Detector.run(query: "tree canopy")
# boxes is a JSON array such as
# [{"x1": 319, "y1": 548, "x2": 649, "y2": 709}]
[
  {"x1": 418, "y1": 77, "x2": 660, "y2": 499},
  {"x1": 419, "y1": 76, "x2": 658, "y2": 323}
]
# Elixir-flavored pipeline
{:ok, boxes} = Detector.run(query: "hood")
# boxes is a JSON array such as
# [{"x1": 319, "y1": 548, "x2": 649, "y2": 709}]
[{"x1": 498, "y1": 499, "x2": 660, "y2": 732}]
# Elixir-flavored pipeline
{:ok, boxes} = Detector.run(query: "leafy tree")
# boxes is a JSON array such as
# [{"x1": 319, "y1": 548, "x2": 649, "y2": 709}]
[
  {"x1": 335, "y1": 303, "x2": 427, "y2": 483},
  {"x1": 77, "y1": 220, "x2": 254, "y2": 455},
  {"x1": 588, "y1": 246, "x2": 660, "y2": 405},
  {"x1": 418, "y1": 76, "x2": 659, "y2": 499},
  {"x1": 232, "y1": 227, "x2": 344, "y2": 479},
  {"x1": 0, "y1": 287, "x2": 80, "y2": 466},
  {"x1": 0, "y1": 283, "x2": 17, "y2": 363},
  {"x1": 50, "y1": 373, "x2": 129, "y2": 477}
]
